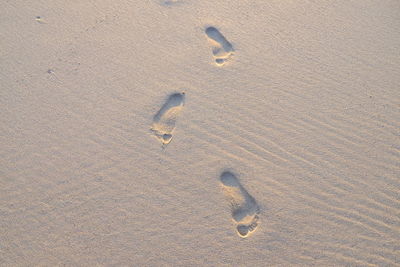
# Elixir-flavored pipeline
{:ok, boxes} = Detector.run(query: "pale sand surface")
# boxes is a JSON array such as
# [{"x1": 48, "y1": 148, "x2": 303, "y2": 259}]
[{"x1": 1, "y1": 1, "x2": 399, "y2": 266}]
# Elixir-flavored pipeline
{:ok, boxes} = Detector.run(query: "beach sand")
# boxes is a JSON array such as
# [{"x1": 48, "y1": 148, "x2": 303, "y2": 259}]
[{"x1": 1, "y1": 0, "x2": 399, "y2": 265}]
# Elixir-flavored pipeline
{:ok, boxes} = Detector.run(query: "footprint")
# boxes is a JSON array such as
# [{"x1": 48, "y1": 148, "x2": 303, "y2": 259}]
[
  {"x1": 219, "y1": 171, "x2": 260, "y2": 237},
  {"x1": 151, "y1": 92, "x2": 185, "y2": 145},
  {"x1": 205, "y1": 26, "x2": 234, "y2": 66},
  {"x1": 158, "y1": 0, "x2": 180, "y2": 6},
  {"x1": 35, "y1": 16, "x2": 46, "y2": 24}
]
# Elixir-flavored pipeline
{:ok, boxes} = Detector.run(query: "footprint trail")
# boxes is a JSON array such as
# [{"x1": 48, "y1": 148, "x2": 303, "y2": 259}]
[
  {"x1": 151, "y1": 92, "x2": 185, "y2": 145},
  {"x1": 205, "y1": 27, "x2": 234, "y2": 66},
  {"x1": 220, "y1": 171, "x2": 260, "y2": 237}
]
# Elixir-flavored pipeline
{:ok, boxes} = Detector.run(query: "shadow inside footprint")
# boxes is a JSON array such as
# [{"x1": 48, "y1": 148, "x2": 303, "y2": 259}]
[
  {"x1": 205, "y1": 27, "x2": 233, "y2": 66},
  {"x1": 151, "y1": 92, "x2": 185, "y2": 145},
  {"x1": 220, "y1": 171, "x2": 260, "y2": 238}
]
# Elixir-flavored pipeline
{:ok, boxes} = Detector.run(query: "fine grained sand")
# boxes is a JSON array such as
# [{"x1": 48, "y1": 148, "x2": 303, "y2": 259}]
[{"x1": 1, "y1": 1, "x2": 399, "y2": 266}]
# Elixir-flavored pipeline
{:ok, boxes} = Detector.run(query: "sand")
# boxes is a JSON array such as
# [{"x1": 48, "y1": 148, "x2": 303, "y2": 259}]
[{"x1": 1, "y1": 0, "x2": 399, "y2": 266}]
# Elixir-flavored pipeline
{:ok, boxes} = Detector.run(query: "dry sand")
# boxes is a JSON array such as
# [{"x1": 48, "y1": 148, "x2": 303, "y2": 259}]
[{"x1": 1, "y1": 0, "x2": 399, "y2": 266}]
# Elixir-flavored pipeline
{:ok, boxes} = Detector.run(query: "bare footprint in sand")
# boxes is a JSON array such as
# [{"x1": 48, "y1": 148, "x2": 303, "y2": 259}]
[
  {"x1": 205, "y1": 26, "x2": 234, "y2": 66},
  {"x1": 220, "y1": 171, "x2": 260, "y2": 237},
  {"x1": 158, "y1": 0, "x2": 181, "y2": 6},
  {"x1": 151, "y1": 92, "x2": 185, "y2": 145}
]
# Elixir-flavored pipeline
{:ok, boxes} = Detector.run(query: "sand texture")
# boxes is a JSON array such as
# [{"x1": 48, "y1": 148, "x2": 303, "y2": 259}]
[{"x1": 1, "y1": 0, "x2": 399, "y2": 266}]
